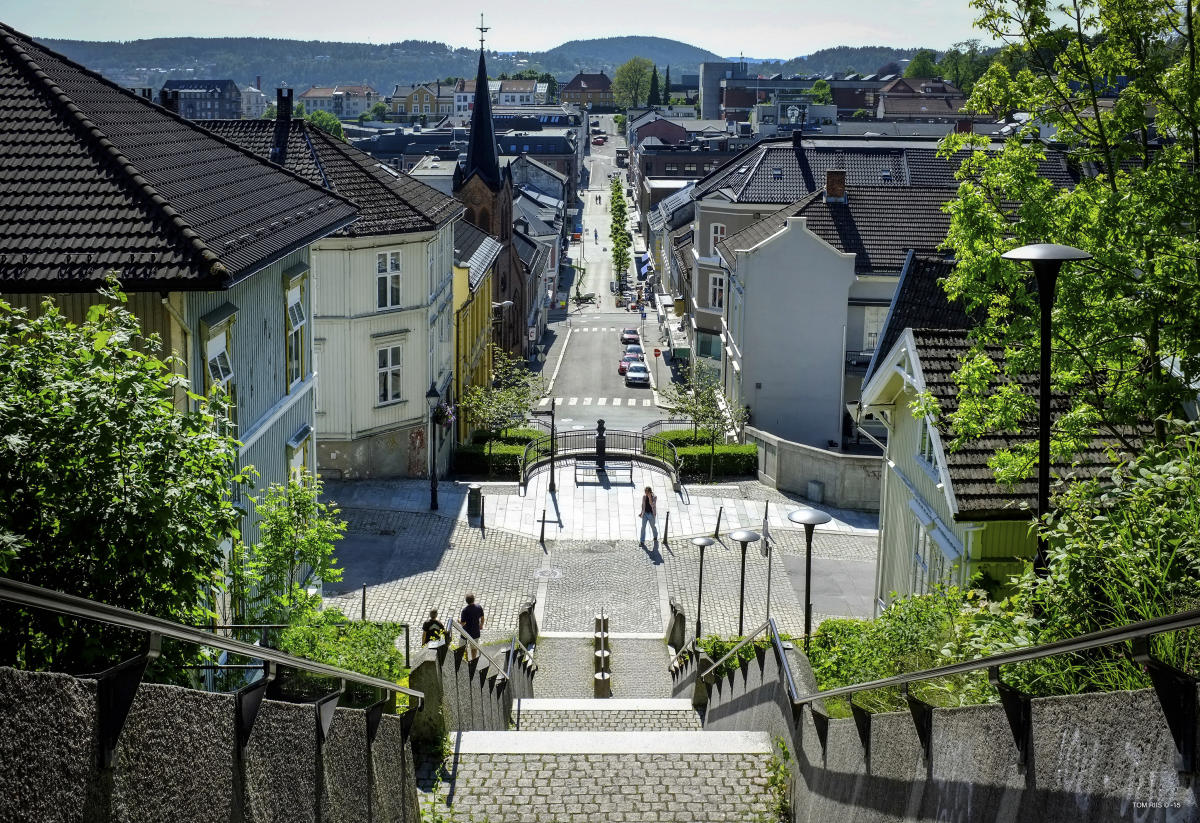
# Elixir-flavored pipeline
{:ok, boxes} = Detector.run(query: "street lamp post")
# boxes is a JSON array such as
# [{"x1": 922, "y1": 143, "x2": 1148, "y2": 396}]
[
  {"x1": 788, "y1": 508, "x2": 832, "y2": 653},
  {"x1": 1001, "y1": 243, "x2": 1092, "y2": 575},
  {"x1": 729, "y1": 529, "x2": 761, "y2": 636},
  {"x1": 532, "y1": 403, "x2": 557, "y2": 493},
  {"x1": 425, "y1": 381, "x2": 441, "y2": 511},
  {"x1": 691, "y1": 536, "x2": 716, "y2": 640}
]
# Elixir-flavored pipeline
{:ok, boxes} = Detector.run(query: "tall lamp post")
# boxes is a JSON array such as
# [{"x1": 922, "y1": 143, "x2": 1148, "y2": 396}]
[
  {"x1": 425, "y1": 381, "x2": 441, "y2": 511},
  {"x1": 691, "y1": 536, "x2": 716, "y2": 640},
  {"x1": 788, "y1": 508, "x2": 832, "y2": 653},
  {"x1": 729, "y1": 529, "x2": 761, "y2": 636},
  {"x1": 1000, "y1": 243, "x2": 1092, "y2": 575},
  {"x1": 531, "y1": 403, "x2": 557, "y2": 493}
]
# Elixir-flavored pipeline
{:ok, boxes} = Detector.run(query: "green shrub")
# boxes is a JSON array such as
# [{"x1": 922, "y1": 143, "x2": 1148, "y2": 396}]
[
  {"x1": 654, "y1": 428, "x2": 720, "y2": 446},
  {"x1": 698, "y1": 632, "x2": 800, "y2": 679},
  {"x1": 452, "y1": 443, "x2": 526, "y2": 477},
  {"x1": 469, "y1": 427, "x2": 543, "y2": 446},
  {"x1": 279, "y1": 609, "x2": 411, "y2": 705},
  {"x1": 675, "y1": 444, "x2": 757, "y2": 477}
]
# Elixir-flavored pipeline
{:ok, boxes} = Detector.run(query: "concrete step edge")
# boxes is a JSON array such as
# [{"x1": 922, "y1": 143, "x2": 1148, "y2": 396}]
[
  {"x1": 517, "y1": 698, "x2": 697, "y2": 712},
  {"x1": 454, "y1": 730, "x2": 771, "y2": 755}
]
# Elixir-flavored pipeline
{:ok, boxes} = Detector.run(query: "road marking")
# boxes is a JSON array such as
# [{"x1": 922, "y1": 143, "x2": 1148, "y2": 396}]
[
  {"x1": 538, "y1": 397, "x2": 550, "y2": 407},
  {"x1": 643, "y1": 399, "x2": 652, "y2": 406},
  {"x1": 554, "y1": 397, "x2": 564, "y2": 406},
  {"x1": 583, "y1": 397, "x2": 592, "y2": 405},
  {"x1": 613, "y1": 397, "x2": 624, "y2": 405},
  {"x1": 597, "y1": 397, "x2": 607, "y2": 406},
  {"x1": 627, "y1": 398, "x2": 636, "y2": 406},
  {"x1": 568, "y1": 397, "x2": 578, "y2": 405}
]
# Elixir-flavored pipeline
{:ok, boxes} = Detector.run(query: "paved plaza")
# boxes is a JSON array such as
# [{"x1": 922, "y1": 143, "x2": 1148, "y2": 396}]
[{"x1": 322, "y1": 469, "x2": 878, "y2": 647}]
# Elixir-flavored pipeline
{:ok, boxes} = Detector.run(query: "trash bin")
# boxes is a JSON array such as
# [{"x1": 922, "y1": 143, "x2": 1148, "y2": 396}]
[
  {"x1": 807, "y1": 480, "x2": 825, "y2": 505},
  {"x1": 467, "y1": 483, "x2": 482, "y2": 518}
]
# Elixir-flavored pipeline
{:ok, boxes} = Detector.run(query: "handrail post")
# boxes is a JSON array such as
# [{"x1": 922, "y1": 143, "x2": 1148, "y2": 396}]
[
  {"x1": 360, "y1": 583, "x2": 367, "y2": 622},
  {"x1": 540, "y1": 508, "x2": 547, "y2": 545},
  {"x1": 713, "y1": 506, "x2": 723, "y2": 538},
  {"x1": 662, "y1": 511, "x2": 670, "y2": 547}
]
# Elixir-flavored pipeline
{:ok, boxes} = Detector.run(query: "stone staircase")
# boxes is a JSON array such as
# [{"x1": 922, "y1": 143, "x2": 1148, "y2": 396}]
[{"x1": 424, "y1": 634, "x2": 780, "y2": 822}]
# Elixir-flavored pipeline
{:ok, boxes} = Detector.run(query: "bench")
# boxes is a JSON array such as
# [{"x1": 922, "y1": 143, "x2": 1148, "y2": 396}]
[{"x1": 574, "y1": 459, "x2": 633, "y2": 484}]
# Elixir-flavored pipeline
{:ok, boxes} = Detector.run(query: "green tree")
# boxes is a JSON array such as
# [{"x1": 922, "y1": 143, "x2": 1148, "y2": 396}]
[
  {"x1": 0, "y1": 287, "x2": 248, "y2": 670},
  {"x1": 459, "y1": 344, "x2": 548, "y2": 473},
  {"x1": 260, "y1": 100, "x2": 306, "y2": 120},
  {"x1": 647, "y1": 66, "x2": 660, "y2": 110},
  {"x1": 241, "y1": 475, "x2": 346, "y2": 624},
  {"x1": 937, "y1": 39, "x2": 992, "y2": 96},
  {"x1": 663, "y1": 66, "x2": 671, "y2": 105},
  {"x1": 368, "y1": 101, "x2": 390, "y2": 121},
  {"x1": 540, "y1": 72, "x2": 558, "y2": 102},
  {"x1": 613, "y1": 56, "x2": 654, "y2": 108},
  {"x1": 808, "y1": 78, "x2": 833, "y2": 105},
  {"x1": 904, "y1": 49, "x2": 939, "y2": 78},
  {"x1": 935, "y1": 0, "x2": 1200, "y2": 482},
  {"x1": 306, "y1": 109, "x2": 346, "y2": 141},
  {"x1": 610, "y1": 177, "x2": 631, "y2": 279},
  {"x1": 659, "y1": 366, "x2": 748, "y2": 481}
]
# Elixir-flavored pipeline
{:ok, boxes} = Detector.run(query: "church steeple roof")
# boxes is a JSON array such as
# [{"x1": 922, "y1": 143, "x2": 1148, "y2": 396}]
[{"x1": 461, "y1": 50, "x2": 501, "y2": 190}]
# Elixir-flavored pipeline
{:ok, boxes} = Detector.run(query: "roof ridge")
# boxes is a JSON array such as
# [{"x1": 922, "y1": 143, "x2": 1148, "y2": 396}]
[{"x1": 0, "y1": 26, "x2": 226, "y2": 279}]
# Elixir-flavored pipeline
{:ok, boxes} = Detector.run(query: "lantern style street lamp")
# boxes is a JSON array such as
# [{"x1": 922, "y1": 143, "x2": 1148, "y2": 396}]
[{"x1": 788, "y1": 508, "x2": 832, "y2": 653}]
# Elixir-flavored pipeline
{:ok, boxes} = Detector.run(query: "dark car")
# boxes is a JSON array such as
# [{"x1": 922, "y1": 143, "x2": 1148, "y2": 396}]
[
  {"x1": 620, "y1": 328, "x2": 640, "y2": 344},
  {"x1": 617, "y1": 353, "x2": 644, "y2": 374}
]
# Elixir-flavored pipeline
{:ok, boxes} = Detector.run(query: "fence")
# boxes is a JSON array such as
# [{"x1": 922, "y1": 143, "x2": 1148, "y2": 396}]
[{"x1": 518, "y1": 427, "x2": 679, "y2": 488}]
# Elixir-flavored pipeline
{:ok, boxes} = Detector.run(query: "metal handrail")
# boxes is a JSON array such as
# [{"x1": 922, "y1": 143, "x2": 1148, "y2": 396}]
[
  {"x1": 668, "y1": 637, "x2": 697, "y2": 670},
  {"x1": 0, "y1": 576, "x2": 423, "y2": 702},
  {"x1": 446, "y1": 618, "x2": 507, "y2": 680},
  {"x1": 505, "y1": 636, "x2": 537, "y2": 679},
  {"x1": 791, "y1": 605, "x2": 1200, "y2": 706},
  {"x1": 699, "y1": 620, "x2": 770, "y2": 679},
  {"x1": 641, "y1": 417, "x2": 693, "y2": 437},
  {"x1": 770, "y1": 618, "x2": 800, "y2": 701},
  {"x1": 518, "y1": 428, "x2": 679, "y2": 486}
]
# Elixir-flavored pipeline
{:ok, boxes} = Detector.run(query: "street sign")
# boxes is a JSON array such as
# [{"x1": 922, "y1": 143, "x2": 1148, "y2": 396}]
[
  {"x1": 654, "y1": 348, "x2": 661, "y2": 358},
  {"x1": 640, "y1": 310, "x2": 647, "y2": 320}
]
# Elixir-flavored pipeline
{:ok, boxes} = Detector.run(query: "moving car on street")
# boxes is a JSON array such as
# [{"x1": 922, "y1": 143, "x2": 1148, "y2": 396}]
[{"x1": 625, "y1": 362, "x2": 650, "y2": 386}]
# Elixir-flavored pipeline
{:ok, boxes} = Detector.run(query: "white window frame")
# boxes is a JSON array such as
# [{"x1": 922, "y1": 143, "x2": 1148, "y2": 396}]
[
  {"x1": 377, "y1": 250, "x2": 403, "y2": 309},
  {"x1": 710, "y1": 222, "x2": 726, "y2": 255},
  {"x1": 709, "y1": 274, "x2": 725, "y2": 310},
  {"x1": 864, "y1": 306, "x2": 888, "y2": 351},
  {"x1": 206, "y1": 330, "x2": 233, "y2": 387},
  {"x1": 286, "y1": 283, "x2": 306, "y2": 388},
  {"x1": 377, "y1": 344, "x2": 404, "y2": 405}
]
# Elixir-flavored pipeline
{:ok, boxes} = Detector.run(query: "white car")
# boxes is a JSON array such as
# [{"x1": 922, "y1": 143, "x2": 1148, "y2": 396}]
[{"x1": 625, "y1": 363, "x2": 650, "y2": 386}]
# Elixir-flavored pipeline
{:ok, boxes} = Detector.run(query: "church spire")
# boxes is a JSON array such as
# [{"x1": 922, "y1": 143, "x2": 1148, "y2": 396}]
[{"x1": 461, "y1": 33, "x2": 501, "y2": 190}]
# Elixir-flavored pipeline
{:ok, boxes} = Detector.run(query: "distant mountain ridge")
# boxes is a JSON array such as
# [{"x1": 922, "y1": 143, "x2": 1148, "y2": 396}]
[{"x1": 36, "y1": 34, "x2": 928, "y2": 97}]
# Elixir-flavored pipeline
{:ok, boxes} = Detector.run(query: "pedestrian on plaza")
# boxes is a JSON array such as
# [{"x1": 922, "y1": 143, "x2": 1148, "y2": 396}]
[
  {"x1": 460, "y1": 592, "x2": 485, "y2": 661},
  {"x1": 421, "y1": 608, "x2": 445, "y2": 647},
  {"x1": 639, "y1": 486, "x2": 658, "y2": 547}
]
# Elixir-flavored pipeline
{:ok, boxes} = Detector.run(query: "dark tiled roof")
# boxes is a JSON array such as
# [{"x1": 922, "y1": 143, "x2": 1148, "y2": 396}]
[
  {"x1": 912, "y1": 330, "x2": 1144, "y2": 520},
  {"x1": 670, "y1": 226, "x2": 693, "y2": 283},
  {"x1": 205, "y1": 119, "x2": 461, "y2": 236},
  {"x1": 459, "y1": 52, "x2": 502, "y2": 190},
  {"x1": 513, "y1": 230, "x2": 549, "y2": 275},
  {"x1": 564, "y1": 73, "x2": 611, "y2": 91},
  {"x1": 453, "y1": 220, "x2": 500, "y2": 290},
  {"x1": 162, "y1": 78, "x2": 239, "y2": 95},
  {"x1": 795, "y1": 186, "x2": 956, "y2": 273},
  {"x1": 692, "y1": 137, "x2": 1082, "y2": 204},
  {"x1": 0, "y1": 23, "x2": 357, "y2": 292},
  {"x1": 864, "y1": 255, "x2": 967, "y2": 383}
]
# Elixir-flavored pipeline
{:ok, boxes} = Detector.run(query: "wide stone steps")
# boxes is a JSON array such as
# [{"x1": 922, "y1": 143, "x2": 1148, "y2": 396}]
[
  {"x1": 531, "y1": 634, "x2": 673, "y2": 699},
  {"x1": 437, "y1": 729, "x2": 775, "y2": 822},
  {"x1": 515, "y1": 698, "x2": 703, "y2": 731}
]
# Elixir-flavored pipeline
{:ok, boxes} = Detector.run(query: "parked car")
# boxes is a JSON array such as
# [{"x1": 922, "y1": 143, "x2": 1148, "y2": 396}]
[
  {"x1": 625, "y1": 362, "x2": 651, "y2": 386},
  {"x1": 617, "y1": 353, "x2": 644, "y2": 374},
  {"x1": 625, "y1": 343, "x2": 644, "y2": 357},
  {"x1": 620, "y1": 328, "x2": 640, "y2": 344}
]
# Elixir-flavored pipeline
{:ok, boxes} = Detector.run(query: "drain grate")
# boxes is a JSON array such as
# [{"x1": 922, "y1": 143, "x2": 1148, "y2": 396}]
[{"x1": 533, "y1": 568, "x2": 563, "y2": 580}]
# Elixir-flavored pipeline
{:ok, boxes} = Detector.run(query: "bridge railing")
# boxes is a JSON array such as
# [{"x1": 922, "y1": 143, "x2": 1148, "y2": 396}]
[{"x1": 519, "y1": 427, "x2": 678, "y2": 488}]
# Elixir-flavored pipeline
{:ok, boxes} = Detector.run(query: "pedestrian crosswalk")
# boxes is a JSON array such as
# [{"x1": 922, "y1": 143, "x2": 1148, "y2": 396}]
[
  {"x1": 538, "y1": 396, "x2": 653, "y2": 408},
  {"x1": 569, "y1": 326, "x2": 645, "y2": 333}
]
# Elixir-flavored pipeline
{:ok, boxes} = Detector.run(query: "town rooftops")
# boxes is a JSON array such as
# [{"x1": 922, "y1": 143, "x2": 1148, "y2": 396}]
[
  {"x1": 513, "y1": 229, "x2": 549, "y2": 275},
  {"x1": 0, "y1": 23, "x2": 358, "y2": 292},
  {"x1": 453, "y1": 220, "x2": 501, "y2": 290},
  {"x1": 563, "y1": 72, "x2": 612, "y2": 91},
  {"x1": 300, "y1": 84, "x2": 377, "y2": 98},
  {"x1": 691, "y1": 135, "x2": 1080, "y2": 204},
  {"x1": 205, "y1": 118, "x2": 462, "y2": 237},
  {"x1": 161, "y1": 78, "x2": 240, "y2": 95},
  {"x1": 500, "y1": 79, "x2": 536, "y2": 93}
]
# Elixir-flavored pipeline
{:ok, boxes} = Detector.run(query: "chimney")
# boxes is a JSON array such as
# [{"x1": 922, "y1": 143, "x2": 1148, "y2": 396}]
[
  {"x1": 825, "y1": 169, "x2": 846, "y2": 202},
  {"x1": 157, "y1": 89, "x2": 179, "y2": 113},
  {"x1": 956, "y1": 118, "x2": 974, "y2": 134},
  {"x1": 270, "y1": 89, "x2": 292, "y2": 168},
  {"x1": 256, "y1": 75, "x2": 262, "y2": 92},
  {"x1": 791, "y1": 128, "x2": 804, "y2": 150}
]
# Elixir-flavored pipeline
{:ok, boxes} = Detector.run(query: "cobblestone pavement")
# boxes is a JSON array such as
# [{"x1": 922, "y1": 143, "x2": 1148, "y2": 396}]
[
  {"x1": 441, "y1": 752, "x2": 774, "y2": 822},
  {"x1": 530, "y1": 637, "x2": 595, "y2": 699},
  {"x1": 516, "y1": 707, "x2": 703, "y2": 731},
  {"x1": 541, "y1": 539, "x2": 661, "y2": 632},
  {"x1": 530, "y1": 637, "x2": 674, "y2": 699},
  {"x1": 323, "y1": 509, "x2": 541, "y2": 646}
]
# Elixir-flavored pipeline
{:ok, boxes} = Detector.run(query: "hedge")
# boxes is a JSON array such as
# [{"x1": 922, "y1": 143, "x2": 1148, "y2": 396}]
[
  {"x1": 452, "y1": 442, "x2": 526, "y2": 476},
  {"x1": 654, "y1": 427, "x2": 720, "y2": 446},
  {"x1": 675, "y1": 444, "x2": 758, "y2": 477},
  {"x1": 469, "y1": 427, "x2": 543, "y2": 446}
]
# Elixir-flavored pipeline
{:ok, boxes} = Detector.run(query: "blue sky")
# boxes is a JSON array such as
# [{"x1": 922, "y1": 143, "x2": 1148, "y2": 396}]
[{"x1": 1, "y1": 0, "x2": 983, "y2": 56}]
